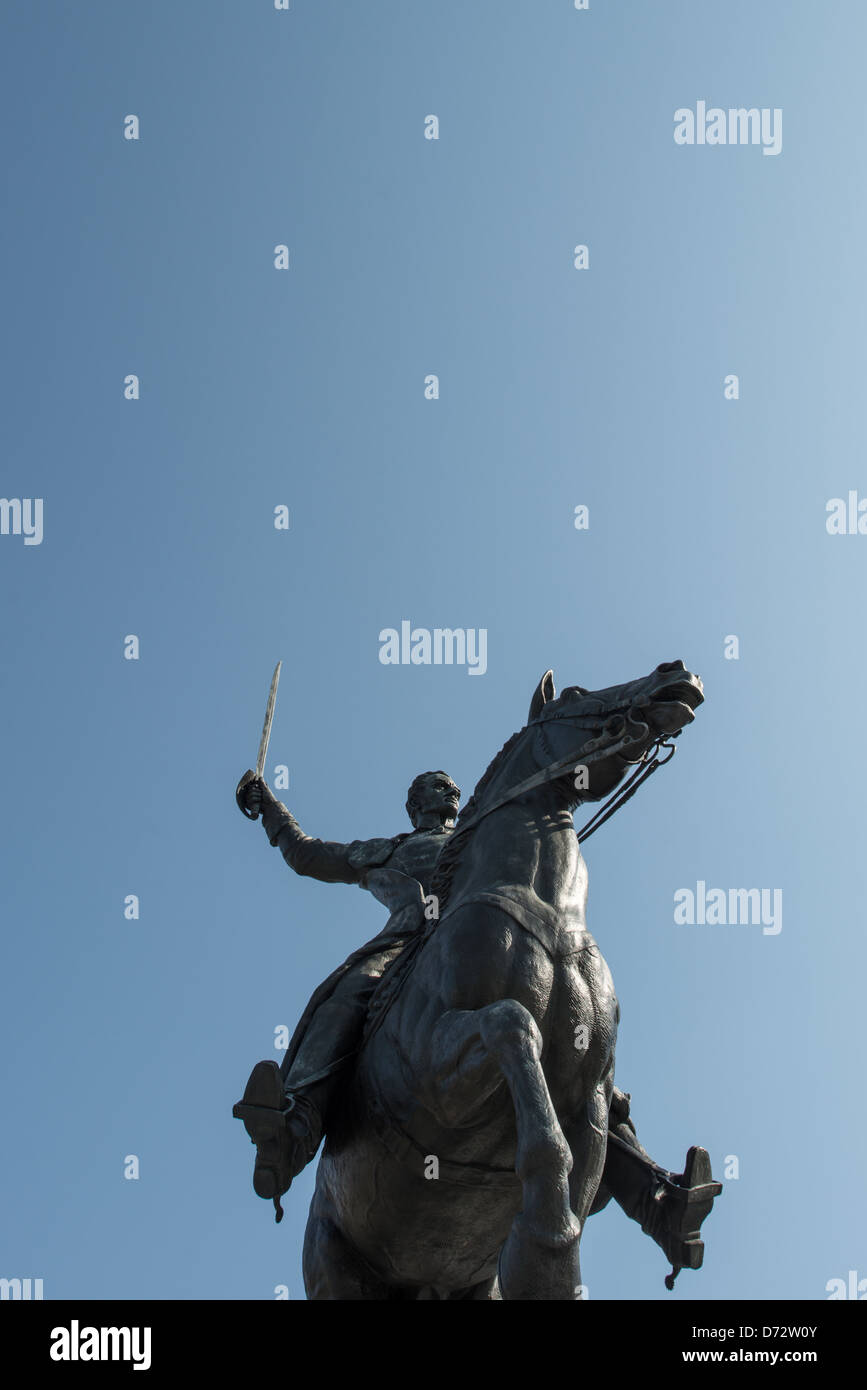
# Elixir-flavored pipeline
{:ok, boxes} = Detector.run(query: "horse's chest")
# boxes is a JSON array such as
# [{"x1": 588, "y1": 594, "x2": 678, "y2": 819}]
[{"x1": 564, "y1": 944, "x2": 619, "y2": 1064}]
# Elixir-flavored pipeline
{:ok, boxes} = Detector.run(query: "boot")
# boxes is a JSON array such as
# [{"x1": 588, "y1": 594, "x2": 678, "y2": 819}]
[
  {"x1": 630, "y1": 1144, "x2": 723, "y2": 1288},
  {"x1": 233, "y1": 1060, "x2": 323, "y2": 1221}
]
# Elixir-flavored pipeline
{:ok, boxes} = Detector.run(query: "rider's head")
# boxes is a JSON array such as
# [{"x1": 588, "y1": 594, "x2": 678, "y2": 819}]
[{"x1": 406, "y1": 771, "x2": 461, "y2": 829}]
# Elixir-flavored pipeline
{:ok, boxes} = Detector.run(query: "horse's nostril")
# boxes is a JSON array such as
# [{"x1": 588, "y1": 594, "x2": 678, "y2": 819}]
[{"x1": 657, "y1": 660, "x2": 685, "y2": 673}]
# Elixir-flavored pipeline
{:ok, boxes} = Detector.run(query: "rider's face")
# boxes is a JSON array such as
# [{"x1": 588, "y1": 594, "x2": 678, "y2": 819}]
[{"x1": 413, "y1": 773, "x2": 460, "y2": 823}]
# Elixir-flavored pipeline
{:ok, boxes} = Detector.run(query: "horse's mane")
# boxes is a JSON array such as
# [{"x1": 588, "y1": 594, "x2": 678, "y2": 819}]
[{"x1": 430, "y1": 726, "x2": 526, "y2": 912}]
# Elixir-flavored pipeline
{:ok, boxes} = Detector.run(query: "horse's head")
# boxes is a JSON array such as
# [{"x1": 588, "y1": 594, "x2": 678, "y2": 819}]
[
  {"x1": 432, "y1": 659, "x2": 704, "y2": 910},
  {"x1": 528, "y1": 659, "x2": 704, "y2": 805}
]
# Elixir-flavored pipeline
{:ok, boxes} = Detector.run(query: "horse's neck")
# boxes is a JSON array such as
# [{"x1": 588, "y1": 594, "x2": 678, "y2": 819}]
[{"x1": 453, "y1": 786, "x2": 585, "y2": 913}]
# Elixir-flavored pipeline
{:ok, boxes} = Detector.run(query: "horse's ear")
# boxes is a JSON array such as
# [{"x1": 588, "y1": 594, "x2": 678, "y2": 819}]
[{"x1": 528, "y1": 670, "x2": 556, "y2": 722}]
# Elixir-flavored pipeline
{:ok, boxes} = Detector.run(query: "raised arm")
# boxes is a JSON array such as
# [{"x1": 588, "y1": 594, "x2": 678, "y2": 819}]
[{"x1": 236, "y1": 773, "x2": 394, "y2": 885}]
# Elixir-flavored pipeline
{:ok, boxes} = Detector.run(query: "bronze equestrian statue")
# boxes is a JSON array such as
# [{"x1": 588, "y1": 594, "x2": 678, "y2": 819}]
[{"x1": 233, "y1": 661, "x2": 721, "y2": 1299}]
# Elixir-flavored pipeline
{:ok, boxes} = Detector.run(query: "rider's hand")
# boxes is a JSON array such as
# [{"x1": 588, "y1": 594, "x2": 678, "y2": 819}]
[
  {"x1": 248, "y1": 779, "x2": 265, "y2": 818},
  {"x1": 239, "y1": 773, "x2": 266, "y2": 819}
]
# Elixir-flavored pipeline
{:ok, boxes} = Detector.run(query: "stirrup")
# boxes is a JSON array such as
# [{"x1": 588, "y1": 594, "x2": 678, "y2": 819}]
[{"x1": 231, "y1": 1096, "x2": 295, "y2": 1126}]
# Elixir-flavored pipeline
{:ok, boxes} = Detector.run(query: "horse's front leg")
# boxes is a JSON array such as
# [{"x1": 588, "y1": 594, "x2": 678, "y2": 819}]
[{"x1": 427, "y1": 999, "x2": 582, "y2": 1301}]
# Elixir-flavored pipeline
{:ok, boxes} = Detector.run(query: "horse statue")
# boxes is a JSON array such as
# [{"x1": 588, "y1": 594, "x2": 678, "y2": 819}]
[{"x1": 296, "y1": 659, "x2": 708, "y2": 1299}]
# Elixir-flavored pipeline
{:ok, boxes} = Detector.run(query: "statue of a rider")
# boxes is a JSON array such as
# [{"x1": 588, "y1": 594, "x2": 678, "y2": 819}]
[{"x1": 233, "y1": 769, "x2": 720, "y2": 1286}]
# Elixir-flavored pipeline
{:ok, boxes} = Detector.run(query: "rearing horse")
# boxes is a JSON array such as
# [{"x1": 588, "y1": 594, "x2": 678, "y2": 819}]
[{"x1": 302, "y1": 660, "x2": 705, "y2": 1299}]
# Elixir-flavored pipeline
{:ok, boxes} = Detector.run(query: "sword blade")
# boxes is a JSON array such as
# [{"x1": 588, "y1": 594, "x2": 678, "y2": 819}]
[{"x1": 255, "y1": 661, "x2": 282, "y2": 778}]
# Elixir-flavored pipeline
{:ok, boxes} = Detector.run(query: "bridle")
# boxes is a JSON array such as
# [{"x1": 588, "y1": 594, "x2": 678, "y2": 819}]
[{"x1": 449, "y1": 704, "x2": 678, "y2": 846}]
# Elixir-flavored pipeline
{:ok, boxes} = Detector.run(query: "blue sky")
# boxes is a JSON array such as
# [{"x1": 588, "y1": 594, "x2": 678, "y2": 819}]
[{"x1": 1, "y1": 0, "x2": 865, "y2": 1300}]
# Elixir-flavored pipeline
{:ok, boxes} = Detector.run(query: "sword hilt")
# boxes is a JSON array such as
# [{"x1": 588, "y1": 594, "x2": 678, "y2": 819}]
[{"x1": 236, "y1": 769, "x2": 262, "y2": 820}]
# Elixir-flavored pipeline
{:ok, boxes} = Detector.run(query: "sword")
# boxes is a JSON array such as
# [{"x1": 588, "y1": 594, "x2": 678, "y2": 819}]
[{"x1": 235, "y1": 661, "x2": 282, "y2": 820}]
